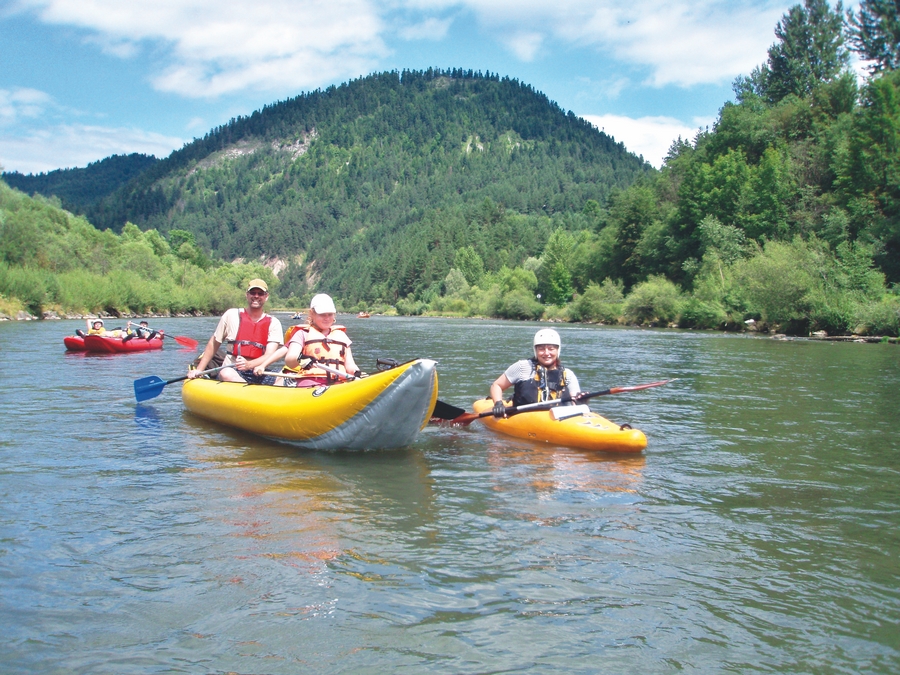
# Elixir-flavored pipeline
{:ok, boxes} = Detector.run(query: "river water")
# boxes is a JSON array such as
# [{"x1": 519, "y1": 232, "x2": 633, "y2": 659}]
[{"x1": 1, "y1": 316, "x2": 898, "y2": 674}]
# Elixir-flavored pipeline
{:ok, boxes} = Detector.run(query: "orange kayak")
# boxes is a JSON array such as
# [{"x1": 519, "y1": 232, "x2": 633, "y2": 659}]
[{"x1": 472, "y1": 399, "x2": 647, "y2": 453}]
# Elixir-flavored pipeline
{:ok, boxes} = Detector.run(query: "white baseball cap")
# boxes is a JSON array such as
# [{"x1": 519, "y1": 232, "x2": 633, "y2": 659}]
[{"x1": 310, "y1": 293, "x2": 336, "y2": 313}]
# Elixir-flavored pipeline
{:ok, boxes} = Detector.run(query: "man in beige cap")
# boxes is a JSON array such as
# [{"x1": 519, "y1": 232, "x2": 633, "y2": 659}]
[{"x1": 189, "y1": 278, "x2": 283, "y2": 383}]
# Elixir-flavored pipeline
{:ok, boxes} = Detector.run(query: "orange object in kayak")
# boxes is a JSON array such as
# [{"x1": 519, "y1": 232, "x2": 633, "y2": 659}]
[{"x1": 471, "y1": 398, "x2": 647, "y2": 453}]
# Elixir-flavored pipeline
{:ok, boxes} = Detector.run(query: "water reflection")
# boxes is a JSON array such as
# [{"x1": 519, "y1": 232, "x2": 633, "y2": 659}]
[
  {"x1": 485, "y1": 440, "x2": 646, "y2": 496},
  {"x1": 133, "y1": 403, "x2": 162, "y2": 430}
]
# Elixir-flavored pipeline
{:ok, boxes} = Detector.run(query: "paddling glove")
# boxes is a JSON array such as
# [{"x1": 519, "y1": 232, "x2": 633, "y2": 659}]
[{"x1": 492, "y1": 400, "x2": 506, "y2": 418}]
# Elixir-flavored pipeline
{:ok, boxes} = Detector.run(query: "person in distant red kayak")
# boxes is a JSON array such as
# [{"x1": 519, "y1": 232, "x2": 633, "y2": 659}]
[
  {"x1": 123, "y1": 320, "x2": 158, "y2": 342},
  {"x1": 189, "y1": 278, "x2": 283, "y2": 384},
  {"x1": 78, "y1": 318, "x2": 125, "y2": 338},
  {"x1": 488, "y1": 328, "x2": 582, "y2": 418}
]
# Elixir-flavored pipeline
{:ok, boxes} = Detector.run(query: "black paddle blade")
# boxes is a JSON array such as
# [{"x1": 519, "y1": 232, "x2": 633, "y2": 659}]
[
  {"x1": 431, "y1": 399, "x2": 467, "y2": 420},
  {"x1": 134, "y1": 375, "x2": 166, "y2": 402}
]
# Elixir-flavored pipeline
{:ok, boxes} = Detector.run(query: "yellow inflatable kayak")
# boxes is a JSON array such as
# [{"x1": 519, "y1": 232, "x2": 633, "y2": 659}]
[
  {"x1": 472, "y1": 398, "x2": 647, "y2": 453},
  {"x1": 182, "y1": 359, "x2": 438, "y2": 450}
]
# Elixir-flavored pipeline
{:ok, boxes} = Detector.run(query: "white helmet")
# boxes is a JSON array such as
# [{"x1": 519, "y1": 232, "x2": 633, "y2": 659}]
[
  {"x1": 309, "y1": 293, "x2": 336, "y2": 314},
  {"x1": 533, "y1": 328, "x2": 561, "y2": 357}
]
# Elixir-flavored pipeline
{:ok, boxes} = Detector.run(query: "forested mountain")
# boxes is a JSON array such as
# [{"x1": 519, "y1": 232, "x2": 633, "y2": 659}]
[
  {"x1": 2, "y1": 153, "x2": 158, "y2": 212},
  {"x1": 86, "y1": 69, "x2": 649, "y2": 301}
]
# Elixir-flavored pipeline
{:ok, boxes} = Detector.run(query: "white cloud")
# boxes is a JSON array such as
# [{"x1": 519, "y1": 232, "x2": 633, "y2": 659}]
[
  {"x1": 409, "y1": 0, "x2": 787, "y2": 86},
  {"x1": 0, "y1": 124, "x2": 185, "y2": 174},
  {"x1": 502, "y1": 31, "x2": 543, "y2": 61},
  {"x1": 16, "y1": 0, "x2": 387, "y2": 98},
  {"x1": 397, "y1": 16, "x2": 453, "y2": 40},
  {"x1": 11, "y1": 0, "x2": 792, "y2": 99},
  {"x1": 581, "y1": 113, "x2": 708, "y2": 167},
  {"x1": 0, "y1": 88, "x2": 53, "y2": 124}
]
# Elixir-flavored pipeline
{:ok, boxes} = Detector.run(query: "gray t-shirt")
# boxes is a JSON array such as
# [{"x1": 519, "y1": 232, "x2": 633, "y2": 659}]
[{"x1": 504, "y1": 359, "x2": 581, "y2": 398}]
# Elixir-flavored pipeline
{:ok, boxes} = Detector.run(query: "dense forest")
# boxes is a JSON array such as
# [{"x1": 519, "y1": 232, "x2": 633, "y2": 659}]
[
  {"x1": 3, "y1": 154, "x2": 158, "y2": 212},
  {"x1": 2, "y1": 0, "x2": 898, "y2": 336}
]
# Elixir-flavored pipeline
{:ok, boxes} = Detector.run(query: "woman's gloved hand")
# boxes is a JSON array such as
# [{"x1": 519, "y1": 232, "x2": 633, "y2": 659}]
[{"x1": 492, "y1": 400, "x2": 507, "y2": 418}]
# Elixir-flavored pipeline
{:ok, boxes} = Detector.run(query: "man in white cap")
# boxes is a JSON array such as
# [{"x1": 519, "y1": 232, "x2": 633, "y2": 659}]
[
  {"x1": 189, "y1": 278, "x2": 283, "y2": 383},
  {"x1": 254, "y1": 293, "x2": 361, "y2": 387},
  {"x1": 488, "y1": 328, "x2": 582, "y2": 417}
]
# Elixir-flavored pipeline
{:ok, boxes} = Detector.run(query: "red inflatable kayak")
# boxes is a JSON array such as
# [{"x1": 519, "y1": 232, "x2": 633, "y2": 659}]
[
  {"x1": 64, "y1": 336, "x2": 87, "y2": 351},
  {"x1": 82, "y1": 334, "x2": 164, "y2": 353}
]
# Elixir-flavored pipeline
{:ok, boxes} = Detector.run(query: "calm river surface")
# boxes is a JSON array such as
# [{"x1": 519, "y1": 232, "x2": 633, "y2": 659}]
[{"x1": 1, "y1": 316, "x2": 898, "y2": 674}]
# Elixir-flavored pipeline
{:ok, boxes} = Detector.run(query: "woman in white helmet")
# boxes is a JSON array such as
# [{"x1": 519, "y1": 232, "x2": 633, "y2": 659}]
[
  {"x1": 488, "y1": 328, "x2": 582, "y2": 418},
  {"x1": 254, "y1": 293, "x2": 361, "y2": 387}
]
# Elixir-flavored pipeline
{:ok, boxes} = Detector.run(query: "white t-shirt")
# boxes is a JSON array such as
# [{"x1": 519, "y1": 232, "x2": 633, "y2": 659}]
[
  {"x1": 504, "y1": 359, "x2": 581, "y2": 398},
  {"x1": 213, "y1": 308, "x2": 283, "y2": 366}
]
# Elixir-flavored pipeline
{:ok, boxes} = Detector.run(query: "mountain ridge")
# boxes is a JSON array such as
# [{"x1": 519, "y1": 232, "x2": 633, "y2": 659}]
[{"x1": 82, "y1": 69, "x2": 650, "y2": 301}]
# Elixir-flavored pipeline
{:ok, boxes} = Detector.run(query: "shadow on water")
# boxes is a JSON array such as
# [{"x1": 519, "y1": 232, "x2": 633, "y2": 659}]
[{"x1": 133, "y1": 403, "x2": 162, "y2": 429}]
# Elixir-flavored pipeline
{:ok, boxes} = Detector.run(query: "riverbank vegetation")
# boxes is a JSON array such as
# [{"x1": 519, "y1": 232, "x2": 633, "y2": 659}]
[{"x1": 0, "y1": 180, "x2": 275, "y2": 318}]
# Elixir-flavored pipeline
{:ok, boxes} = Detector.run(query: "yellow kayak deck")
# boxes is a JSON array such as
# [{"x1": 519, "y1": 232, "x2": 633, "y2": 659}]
[
  {"x1": 183, "y1": 359, "x2": 438, "y2": 450},
  {"x1": 472, "y1": 399, "x2": 647, "y2": 453}
]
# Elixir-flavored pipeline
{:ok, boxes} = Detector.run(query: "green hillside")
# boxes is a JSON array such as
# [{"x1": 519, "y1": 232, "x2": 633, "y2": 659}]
[
  {"x1": 0, "y1": 179, "x2": 275, "y2": 318},
  {"x1": 88, "y1": 69, "x2": 649, "y2": 302},
  {"x1": 3, "y1": 153, "x2": 158, "y2": 212}
]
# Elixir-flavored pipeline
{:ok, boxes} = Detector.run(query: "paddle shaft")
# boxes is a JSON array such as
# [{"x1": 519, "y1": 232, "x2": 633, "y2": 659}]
[
  {"x1": 164, "y1": 365, "x2": 228, "y2": 386},
  {"x1": 450, "y1": 378, "x2": 676, "y2": 425},
  {"x1": 261, "y1": 370, "x2": 354, "y2": 380},
  {"x1": 127, "y1": 321, "x2": 198, "y2": 348},
  {"x1": 281, "y1": 360, "x2": 358, "y2": 381},
  {"x1": 133, "y1": 365, "x2": 228, "y2": 402}
]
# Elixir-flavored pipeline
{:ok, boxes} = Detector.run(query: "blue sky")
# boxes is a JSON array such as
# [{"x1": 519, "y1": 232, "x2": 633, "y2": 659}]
[{"x1": 1, "y1": 1, "x2": 845, "y2": 173}]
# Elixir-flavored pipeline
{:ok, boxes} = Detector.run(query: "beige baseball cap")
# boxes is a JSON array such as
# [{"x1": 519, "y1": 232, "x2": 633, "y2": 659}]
[{"x1": 247, "y1": 278, "x2": 268, "y2": 292}]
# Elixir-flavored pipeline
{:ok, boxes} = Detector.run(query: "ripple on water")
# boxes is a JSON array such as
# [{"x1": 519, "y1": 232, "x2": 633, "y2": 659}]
[{"x1": 0, "y1": 318, "x2": 898, "y2": 673}]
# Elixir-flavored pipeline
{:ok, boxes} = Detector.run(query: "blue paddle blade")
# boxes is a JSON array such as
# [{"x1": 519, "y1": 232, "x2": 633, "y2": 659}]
[{"x1": 134, "y1": 375, "x2": 166, "y2": 402}]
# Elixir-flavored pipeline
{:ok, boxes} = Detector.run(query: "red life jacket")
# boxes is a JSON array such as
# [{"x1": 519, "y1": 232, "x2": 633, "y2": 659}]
[{"x1": 232, "y1": 309, "x2": 272, "y2": 360}]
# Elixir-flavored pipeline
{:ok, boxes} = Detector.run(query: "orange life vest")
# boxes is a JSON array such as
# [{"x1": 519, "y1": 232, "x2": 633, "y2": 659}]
[
  {"x1": 232, "y1": 309, "x2": 272, "y2": 360},
  {"x1": 283, "y1": 324, "x2": 350, "y2": 380}
]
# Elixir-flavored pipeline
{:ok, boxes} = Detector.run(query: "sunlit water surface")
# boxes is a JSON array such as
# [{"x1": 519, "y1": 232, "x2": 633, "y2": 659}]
[{"x1": 1, "y1": 316, "x2": 898, "y2": 673}]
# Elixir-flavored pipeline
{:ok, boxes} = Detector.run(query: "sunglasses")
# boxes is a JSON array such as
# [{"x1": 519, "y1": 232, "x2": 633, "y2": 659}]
[{"x1": 247, "y1": 290, "x2": 268, "y2": 297}]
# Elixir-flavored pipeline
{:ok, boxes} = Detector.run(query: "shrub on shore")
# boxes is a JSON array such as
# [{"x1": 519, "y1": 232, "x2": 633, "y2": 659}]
[{"x1": 0, "y1": 181, "x2": 275, "y2": 316}]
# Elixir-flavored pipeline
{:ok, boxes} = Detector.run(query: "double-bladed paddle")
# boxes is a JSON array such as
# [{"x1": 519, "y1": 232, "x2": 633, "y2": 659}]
[
  {"x1": 439, "y1": 378, "x2": 677, "y2": 425},
  {"x1": 133, "y1": 365, "x2": 227, "y2": 402}
]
